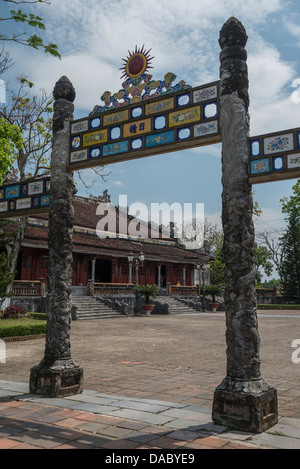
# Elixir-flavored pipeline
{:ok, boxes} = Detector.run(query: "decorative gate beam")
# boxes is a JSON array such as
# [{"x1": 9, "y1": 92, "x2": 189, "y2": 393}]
[
  {"x1": 212, "y1": 17, "x2": 278, "y2": 433},
  {"x1": 30, "y1": 76, "x2": 83, "y2": 397}
]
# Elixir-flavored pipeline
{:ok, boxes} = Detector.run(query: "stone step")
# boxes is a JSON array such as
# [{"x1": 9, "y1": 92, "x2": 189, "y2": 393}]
[
  {"x1": 72, "y1": 296, "x2": 124, "y2": 320},
  {"x1": 75, "y1": 311, "x2": 124, "y2": 320},
  {"x1": 156, "y1": 296, "x2": 200, "y2": 314},
  {"x1": 76, "y1": 312, "x2": 124, "y2": 320},
  {"x1": 169, "y1": 308, "x2": 196, "y2": 314},
  {"x1": 74, "y1": 305, "x2": 118, "y2": 311},
  {"x1": 73, "y1": 296, "x2": 199, "y2": 317},
  {"x1": 72, "y1": 297, "x2": 98, "y2": 303},
  {"x1": 75, "y1": 309, "x2": 117, "y2": 314}
]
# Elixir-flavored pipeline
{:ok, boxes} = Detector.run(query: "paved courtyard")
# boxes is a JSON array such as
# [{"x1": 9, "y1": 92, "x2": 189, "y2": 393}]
[
  {"x1": 2, "y1": 310, "x2": 300, "y2": 418},
  {"x1": 1, "y1": 309, "x2": 300, "y2": 449}
]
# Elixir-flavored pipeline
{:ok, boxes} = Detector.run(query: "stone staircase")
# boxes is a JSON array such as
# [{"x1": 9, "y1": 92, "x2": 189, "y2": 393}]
[
  {"x1": 156, "y1": 296, "x2": 201, "y2": 315},
  {"x1": 72, "y1": 296, "x2": 126, "y2": 320}
]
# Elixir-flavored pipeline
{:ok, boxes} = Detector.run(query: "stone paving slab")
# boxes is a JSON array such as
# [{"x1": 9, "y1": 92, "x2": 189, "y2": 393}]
[
  {"x1": 3, "y1": 313, "x2": 300, "y2": 420},
  {"x1": 0, "y1": 380, "x2": 300, "y2": 450},
  {"x1": 251, "y1": 432, "x2": 300, "y2": 450},
  {"x1": 1, "y1": 312, "x2": 300, "y2": 450}
]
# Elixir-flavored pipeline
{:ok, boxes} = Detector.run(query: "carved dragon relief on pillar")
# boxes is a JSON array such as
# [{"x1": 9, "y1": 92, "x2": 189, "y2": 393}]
[
  {"x1": 212, "y1": 17, "x2": 278, "y2": 432},
  {"x1": 30, "y1": 76, "x2": 83, "y2": 396}
]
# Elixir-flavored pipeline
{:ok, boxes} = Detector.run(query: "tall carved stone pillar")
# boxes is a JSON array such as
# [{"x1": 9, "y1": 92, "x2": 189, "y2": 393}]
[
  {"x1": 212, "y1": 18, "x2": 278, "y2": 432},
  {"x1": 30, "y1": 76, "x2": 83, "y2": 397}
]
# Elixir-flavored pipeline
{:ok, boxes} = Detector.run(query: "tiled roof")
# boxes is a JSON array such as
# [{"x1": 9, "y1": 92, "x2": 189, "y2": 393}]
[
  {"x1": 21, "y1": 198, "x2": 208, "y2": 265},
  {"x1": 22, "y1": 225, "x2": 207, "y2": 264},
  {"x1": 34, "y1": 198, "x2": 174, "y2": 239}
]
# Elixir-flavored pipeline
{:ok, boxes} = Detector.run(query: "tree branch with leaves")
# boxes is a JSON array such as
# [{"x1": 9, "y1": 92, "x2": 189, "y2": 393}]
[
  {"x1": 0, "y1": 77, "x2": 53, "y2": 181},
  {"x1": 0, "y1": 0, "x2": 61, "y2": 58},
  {"x1": 256, "y1": 228, "x2": 285, "y2": 279},
  {"x1": 0, "y1": 116, "x2": 22, "y2": 183},
  {"x1": 0, "y1": 76, "x2": 112, "y2": 293}
]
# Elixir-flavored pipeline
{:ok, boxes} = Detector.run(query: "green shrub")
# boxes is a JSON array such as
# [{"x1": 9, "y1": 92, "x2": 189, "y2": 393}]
[
  {"x1": 2, "y1": 305, "x2": 28, "y2": 319},
  {"x1": 257, "y1": 304, "x2": 300, "y2": 310},
  {"x1": 29, "y1": 312, "x2": 46, "y2": 320},
  {"x1": 134, "y1": 284, "x2": 160, "y2": 304},
  {"x1": 0, "y1": 321, "x2": 46, "y2": 338},
  {"x1": 201, "y1": 284, "x2": 223, "y2": 302}
]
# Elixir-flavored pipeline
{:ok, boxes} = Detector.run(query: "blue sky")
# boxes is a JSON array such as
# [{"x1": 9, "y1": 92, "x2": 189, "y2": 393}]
[{"x1": 1, "y1": 0, "x2": 300, "y2": 238}]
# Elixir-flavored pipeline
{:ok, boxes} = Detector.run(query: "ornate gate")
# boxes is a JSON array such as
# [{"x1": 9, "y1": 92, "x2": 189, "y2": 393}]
[{"x1": 1, "y1": 17, "x2": 299, "y2": 432}]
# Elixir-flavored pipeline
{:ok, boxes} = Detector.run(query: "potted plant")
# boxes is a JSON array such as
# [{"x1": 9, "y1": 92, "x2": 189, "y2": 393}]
[
  {"x1": 134, "y1": 284, "x2": 160, "y2": 316},
  {"x1": 204, "y1": 284, "x2": 222, "y2": 312}
]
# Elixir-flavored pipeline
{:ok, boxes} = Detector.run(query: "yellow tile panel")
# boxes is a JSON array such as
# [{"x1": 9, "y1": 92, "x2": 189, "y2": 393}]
[
  {"x1": 145, "y1": 97, "x2": 174, "y2": 115},
  {"x1": 83, "y1": 129, "x2": 108, "y2": 146},
  {"x1": 103, "y1": 109, "x2": 129, "y2": 126},
  {"x1": 123, "y1": 118, "x2": 152, "y2": 138},
  {"x1": 169, "y1": 106, "x2": 201, "y2": 127}
]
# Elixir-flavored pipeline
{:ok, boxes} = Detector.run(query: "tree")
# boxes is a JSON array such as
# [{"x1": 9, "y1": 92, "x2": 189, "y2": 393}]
[
  {"x1": 209, "y1": 244, "x2": 224, "y2": 285},
  {"x1": 254, "y1": 243, "x2": 273, "y2": 284},
  {"x1": 209, "y1": 239, "x2": 274, "y2": 286},
  {"x1": 0, "y1": 116, "x2": 22, "y2": 183},
  {"x1": 210, "y1": 258, "x2": 225, "y2": 285},
  {"x1": 0, "y1": 45, "x2": 12, "y2": 76},
  {"x1": 203, "y1": 221, "x2": 223, "y2": 255},
  {"x1": 0, "y1": 78, "x2": 53, "y2": 293},
  {"x1": 0, "y1": 77, "x2": 111, "y2": 293},
  {"x1": 256, "y1": 228, "x2": 285, "y2": 281},
  {"x1": 0, "y1": 1, "x2": 60, "y2": 83},
  {"x1": 0, "y1": 220, "x2": 17, "y2": 307},
  {"x1": 0, "y1": 0, "x2": 61, "y2": 58},
  {"x1": 280, "y1": 206, "x2": 300, "y2": 303},
  {"x1": 251, "y1": 191, "x2": 262, "y2": 220},
  {"x1": 1, "y1": 77, "x2": 53, "y2": 181},
  {"x1": 176, "y1": 217, "x2": 223, "y2": 252},
  {"x1": 262, "y1": 278, "x2": 280, "y2": 289},
  {"x1": 281, "y1": 180, "x2": 300, "y2": 216},
  {"x1": 0, "y1": 0, "x2": 60, "y2": 179},
  {"x1": 280, "y1": 180, "x2": 300, "y2": 303}
]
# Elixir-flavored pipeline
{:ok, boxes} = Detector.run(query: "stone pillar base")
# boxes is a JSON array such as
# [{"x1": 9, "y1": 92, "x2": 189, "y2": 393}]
[
  {"x1": 212, "y1": 378, "x2": 278, "y2": 433},
  {"x1": 30, "y1": 360, "x2": 84, "y2": 398}
]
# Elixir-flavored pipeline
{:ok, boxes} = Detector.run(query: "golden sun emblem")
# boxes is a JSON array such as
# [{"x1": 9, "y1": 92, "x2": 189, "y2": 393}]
[{"x1": 120, "y1": 45, "x2": 154, "y2": 80}]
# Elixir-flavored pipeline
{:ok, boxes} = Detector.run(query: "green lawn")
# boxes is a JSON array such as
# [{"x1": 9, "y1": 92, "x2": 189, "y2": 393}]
[{"x1": 258, "y1": 304, "x2": 300, "y2": 310}]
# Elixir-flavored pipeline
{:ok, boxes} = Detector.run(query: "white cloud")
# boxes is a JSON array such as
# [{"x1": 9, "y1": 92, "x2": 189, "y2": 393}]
[
  {"x1": 10, "y1": 0, "x2": 286, "y2": 118},
  {"x1": 3, "y1": 0, "x2": 297, "y2": 234},
  {"x1": 112, "y1": 180, "x2": 124, "y2": 187},
  {"x1": 285, "y1": 18, "x2": 300, "y2": 46},
  {"x1": 245, "y1": 38, "x2": 300, "y2": 135},
  {"x1": 205, "y1": 205, "x2": 286, "y2": 237},
  {"x1": 248, "y1": 42, "x2": 293, "y2": 104},
  {"x1": 250, "y1": 95, "x2": 300, "y2": 136},
  {"x1": 254, "y1": 207, "x2": 286, "y2": 232}
]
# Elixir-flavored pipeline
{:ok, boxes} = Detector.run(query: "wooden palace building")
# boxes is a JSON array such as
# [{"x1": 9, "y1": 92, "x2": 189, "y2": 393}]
[{"x1": 14, "y1": 194, "x2": 210, "y2": 291}]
